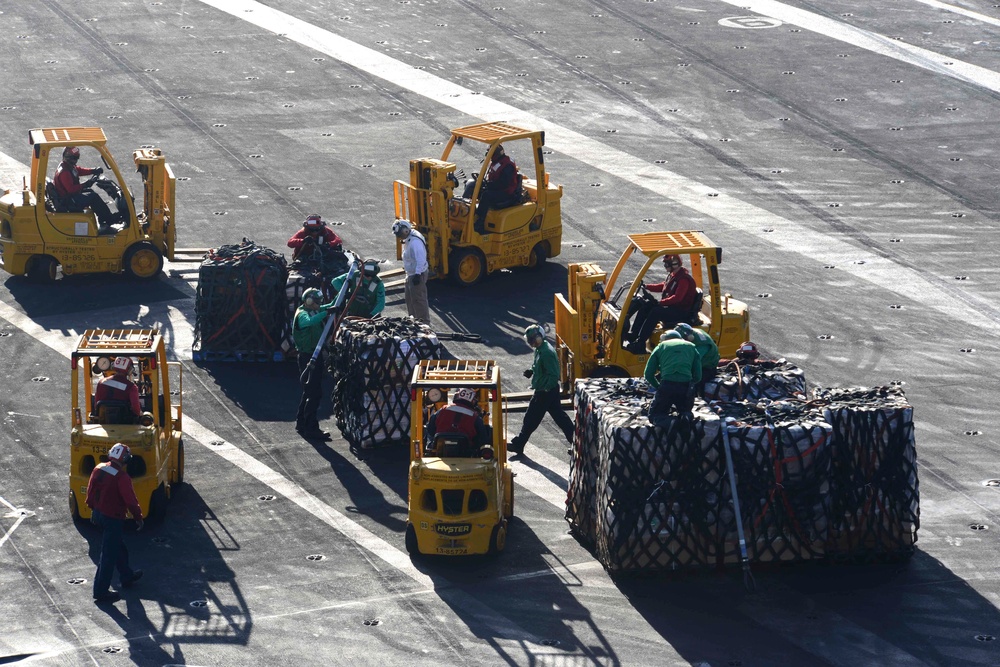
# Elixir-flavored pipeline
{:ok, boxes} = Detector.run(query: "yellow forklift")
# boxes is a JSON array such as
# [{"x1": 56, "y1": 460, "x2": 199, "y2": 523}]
[
  {"x1": 69, "y1": 328, "x2": 183, "y2": 523},
  {"x1": 554, "y1": 230, "x2": 750, "y2": 384},
  {"x1": 406, "y1": 359, "x2": 513, "y2": 556},
  {"x1": 0, "y1": 127, "x2": 176, "y2": 282},
  {"x1": 393, "y1": 121, "x2": 562, "y2": 286}
]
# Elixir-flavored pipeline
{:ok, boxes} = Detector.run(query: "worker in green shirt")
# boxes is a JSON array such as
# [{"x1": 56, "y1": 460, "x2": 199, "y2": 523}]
[
  {"x1": 675, "y1": 322, "x2": 720, "y2": 389},
  {"x1": 644, "y1": 330, "x2": 702, "y2": 425},
  {"x1": 509, "y1": 324, "x2": 575, "y2": 456},
  {"x1": 293, "y1": 288, "x2": 336, "y2": 440}
]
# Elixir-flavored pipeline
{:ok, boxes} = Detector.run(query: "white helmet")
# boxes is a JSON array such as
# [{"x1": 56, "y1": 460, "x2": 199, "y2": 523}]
[
  {"x1": 392, "y1": 219, "x2": 412, "y2": 238},
  {"x1": 108, "y1": 442, "x2": 132, "y2": 464},
  {"x1": 453, "y1": 387, "x2": 477, "y2": 407},
  {"x1": 112, "y1": 357, "x2": 133, "y2": 374}
]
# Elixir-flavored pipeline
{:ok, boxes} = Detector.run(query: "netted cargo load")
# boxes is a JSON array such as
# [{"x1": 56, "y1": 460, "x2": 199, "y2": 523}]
[
  {"x1": 567, "y1": 378, "x2": 726, "y2": 572},
  {"x1": 716, "y1": 400, "x2": 832, "y2": 564},
  {"x1": 194, "y1": 239, "x2": 288, "y2": 361},
  {"x1": 815, "y1": 386, "x2": 918, "y2": 561},
  {"x1": 329, "y1": 317, "x2": 444, "y2": 449},
  {"x1": 705, "y1": 359, "x2": 807, "y2": 403}
]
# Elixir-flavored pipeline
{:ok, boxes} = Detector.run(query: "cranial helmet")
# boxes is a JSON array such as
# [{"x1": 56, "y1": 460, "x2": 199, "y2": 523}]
[
  {"x1": 303, "y1": 214, "x2": 325, "y2": 229},
  {"x1": 736, "y1": 341, "x2": 760, "y2": 361},
  {"x1": 363, "y1": 258, "x2": 380, "y2": 276},
  {"x1": 453, "y1": 387, "x2": 477, "y2": 407},
  {"x1": 663, "y1": 254, "x2": 682, "y2": 269},
  {"x1": 392, "y1": 219, "x2": 412, "y2": 237},
  {"x1": 301, "y1": 288, "x2": 323, "y2": 309},
  {"x1": 108, "y1": 442, "x2": 132, "y2": 464},
  {"x1": 660, "y1": 330, "x2": 682, "y2": 342},
  {"x1": 112, "y1": 357, "x2": 133, "y2": 374},
  {"x1": 674, "y1": 323, "x2": 694, "y2": 339},
  {"x1": 523, "y1": 324, "x2": 544, "y2": 345},
  {"x1": 63, "y1": 146, "x2": 81, "y2": 161}
]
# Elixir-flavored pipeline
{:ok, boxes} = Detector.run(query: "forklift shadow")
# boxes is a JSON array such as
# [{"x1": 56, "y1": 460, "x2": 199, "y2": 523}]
[
  {"x1": 3, "y1": 272, "x2": 187, "y2": 320},
  {"x1": 425, "y1": 261, "x2": 569, "y2": 356},
  {"x1": 405, "y1": 514, "x2": 622, "y2": 665},
  {"x1": 78, "y1": 483, "x2": 251, "y2": 659}
]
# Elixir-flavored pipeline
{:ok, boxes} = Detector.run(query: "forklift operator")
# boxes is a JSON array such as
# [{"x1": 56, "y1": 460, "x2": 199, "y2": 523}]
[
  {"x1": 624, "y1": 254, "x2": 697, "y2": 354},
  {"x1": 287, "y1": 214, "x2": 343, "y2": 261},
  {"x1": 463, "y1": 144, "x2": 520, "y2": 232},
  {"x1": 53, "y1": 147, "x2": 115, "y2": 225},
  {"x1": 426, "y1": 388, "x2": 493, "y2": 451},
  {"x1": 94, "y1": 357, "x2": 142, "y2": 422}
]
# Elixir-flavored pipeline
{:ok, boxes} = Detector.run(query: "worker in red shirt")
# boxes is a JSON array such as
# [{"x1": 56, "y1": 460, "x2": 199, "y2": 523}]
[
  {"x1": 469, "y1": 144, "x2": 520, "y2": 232},
  {"x1": 426, "y1": 388, "x2": 492, "y2": 455},
  {"x1": 53, "y1": 146, "x2": 115, "y2": 225},
  {"x1": 95, "y1": 357, "x2": 142, "y2": 423},
  {"x1": 624, "y1": 254, "x2": 698, "y2": 354},
  {"x1": 287, "y1": 214, "x2": 343, "y2": 261},
  {"x1": 86, "y1": 443, "x2": 144, "y2": 604}
]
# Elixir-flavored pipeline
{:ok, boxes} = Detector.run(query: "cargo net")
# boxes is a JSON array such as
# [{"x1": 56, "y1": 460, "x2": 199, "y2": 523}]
[
  {"x1": 194, "y1": 239, "x2": 288, "y2": 360},
  {"x1": 329, "y1": 317, "x2": 444, "y2": 449},
  {"x1": 281, "y1": 249, "x2": 356, "y2": 356},
  {"x1": 815, "y1": 386, "x2": 919, "y2": 561},
  {"x1": 567, "y1": 378, "x2": 918, "y2": 574},
  {"x1": 705, "y1": 359, "x2": 807, "y2": 403}
]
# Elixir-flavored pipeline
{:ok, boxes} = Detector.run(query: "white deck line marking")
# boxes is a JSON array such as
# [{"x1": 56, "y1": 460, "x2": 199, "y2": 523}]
[
  {"x1": 192, "y1": 0, "x2": 1000, "y2": 334},
  {"x1": 0, "y1": 514, "x2": 27, "y2": 550},
  {"x1": 721, "y1": 0, "x2": 1000, "y2": 92},
  {"x1": 0, "y1": 496, "x2": 18, "y2": 512},
  {"x1": 903, "y1": 0, "x2": 1000, "y2": 30}
]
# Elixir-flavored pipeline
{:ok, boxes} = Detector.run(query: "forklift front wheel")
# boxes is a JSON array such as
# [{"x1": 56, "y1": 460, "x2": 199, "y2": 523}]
[
  {"x1": 123, "y1": 242, "x2": 164, "y2": 280},
  {"x1": 27, "y1": 255, "x2": 58, "y2": 283},
  {"x1": 449, "y1": 247, "x2": 486, "y2": 287}
]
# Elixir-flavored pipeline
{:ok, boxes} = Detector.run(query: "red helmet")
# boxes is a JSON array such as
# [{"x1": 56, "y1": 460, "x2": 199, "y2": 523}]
[
  {"x1": 112, "y1": 356, "x2": 133, "y2": 374},
  {"x1": 108, "y1": 442, "x2": 132, "y2": 464},
  {"x1": 303, "y1": 214, "x2": 325, "y2": 229},
  {"x1": 663, "y1": 254, "x2": 682, "y2": 269},
  {"x1": 736, "y1": 341, "x2": 759, "y2": 361},
  {"x1": 63, "y1": 146, "x2": 80, "y2": 161},
  {"x1": 453, "y1": 387, "x2": 477, "y2": 407}
]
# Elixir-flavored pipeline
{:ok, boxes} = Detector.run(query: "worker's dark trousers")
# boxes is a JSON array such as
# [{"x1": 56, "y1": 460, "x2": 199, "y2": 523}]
[
  {"x1": 511, "y1": 387, "x2": 575, "y2": 449},
  {"x1": 296, "y1": 351, "x2": 324, "y2": 431},
  {"x1": 629, "y1": 303, "x2": 688, "y2": 344},
  {"x1": 648, "y1": 381, "x2": 694, "y2": 427},
  {"x1": 92, "y1": 510, "x2": 135, "y2": 598}
]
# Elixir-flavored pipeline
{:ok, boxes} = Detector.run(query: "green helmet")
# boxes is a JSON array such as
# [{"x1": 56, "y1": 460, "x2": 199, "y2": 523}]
[
  {"x1": 363, "y1": 259, "x2": 380, "y2": 276},
  {"x1": 301, "y1": 288, "x2": 323, "y2": 309},
  {"x1": 660, "y1": 330, "x2": 682, "y2": 342},
  {"x1": 674, "y1": 323, "x2": 694, "y2": 338}
]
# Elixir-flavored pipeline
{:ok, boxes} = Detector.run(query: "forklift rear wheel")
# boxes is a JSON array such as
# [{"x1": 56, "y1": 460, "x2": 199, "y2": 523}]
[
  {"x1": 28, "y1": 256, "x2": 58, "y2": 283},
  {"x1": 405, "y1": 523, "x2": 419, "y2": 555},
  {"x1": 175, "y1": 440, "x2": 185, "y2": 486},
  {"x1": 149, "y1": 484, "x2": 167, "y2": 523},
  {"x1": 449, "y1": 247, "x2": 486, "y2": 286},
  {"x1": 526, "y1": 242, "x2": 547, "y2": 269},
  {"x1": 69, "y1": 490, "x2": 81, "y2": 520},
  {"x1": 123, "y1": 242, "x2": 164, "y2": 280}
]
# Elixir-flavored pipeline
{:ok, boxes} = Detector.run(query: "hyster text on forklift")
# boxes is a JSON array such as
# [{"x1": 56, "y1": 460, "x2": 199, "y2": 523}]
[
  {"x1": 393, "y1": 121, "x2": 562, "y2": 286},
  {"x1": 69, "y1": 329, "x2": 183, "y2": 523},
  {"x1": 0, "y1": 127, "x2": 176, "y2": 282},
  {"x1": 554, "y1": 230, "x2": 750, "y2": 384}
]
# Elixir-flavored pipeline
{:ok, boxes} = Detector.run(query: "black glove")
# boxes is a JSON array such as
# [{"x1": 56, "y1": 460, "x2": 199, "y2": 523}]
[
  {"x1": 523, "y1": 369, "x2": 533, "y2": 378},
  {"x1": 94, "y1": 167, "x2": 104, "y2": 176},
  {"x1": 411, "y1": 274, "x2": 422, "y2": 286}
]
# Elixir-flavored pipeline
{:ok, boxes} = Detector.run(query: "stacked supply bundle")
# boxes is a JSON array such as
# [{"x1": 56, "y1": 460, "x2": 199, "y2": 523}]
[
  {"x1": 568, "y1": 378, "x2": 725, "y2": 572},
  {"x1": 715, "y1": 400, "x2": 832, "y2": 564},
  {"x1": 817, "y1": 386, "x2": 919, "y2": 561},
  {"x1": 705, "y1": 359, "x2": 807, "y2": 403},
  {"x1": 194, "y1": 239, "x2": 288, "y2": 361},
  {"x1": 329, "y1": 317, "x2": 443, "y2": 449}
]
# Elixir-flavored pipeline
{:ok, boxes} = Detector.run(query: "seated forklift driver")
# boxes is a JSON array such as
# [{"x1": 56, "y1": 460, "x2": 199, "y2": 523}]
[
  {"x1": 624, "y1": 254, "x2": 697, "y2": 354},
  {"x1": 53, "y1": 146, "x2": 115, "y2": 226},
  {"x1": 462, "y1": 144, "x2": 520, "y2": 233},
  {"x1": 94, "y1": 357, "x2": 141, "y2": 424},
  {"x1": 426, "y1": 388, "x2": 493, "y2": 456}
]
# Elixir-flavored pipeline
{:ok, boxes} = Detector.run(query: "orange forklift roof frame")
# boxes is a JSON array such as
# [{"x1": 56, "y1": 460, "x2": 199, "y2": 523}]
[
  {"x1": 627, "y1": 231, "x2": 718, "y2": 257},
  {"x1": 450, "y1": 122, "x2": 538, "y2": 144},
  {"x1": 29, "y1": 127, "x2": 108, "y2": 146}
]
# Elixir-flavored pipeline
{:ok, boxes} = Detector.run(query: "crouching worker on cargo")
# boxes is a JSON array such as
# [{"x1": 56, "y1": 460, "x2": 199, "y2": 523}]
[
  {"x1": 331, "y1": 258, "x2": 385, "y2": 319},
  {"x1": 509, "y1": 324, "x2": 575, "y2": 456},
  {"x1": 674, "y1": 323, "x2": 720, "y2": 391},
  {"x1": 426, "y1": 388, "x2": 493, "y2": 456},
  {"x1": 644, "y1": 330, "x2": 702, "y2": 426},
  {"x1": 293, "y1": 288, "x2": 337, "y2": 441}
]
